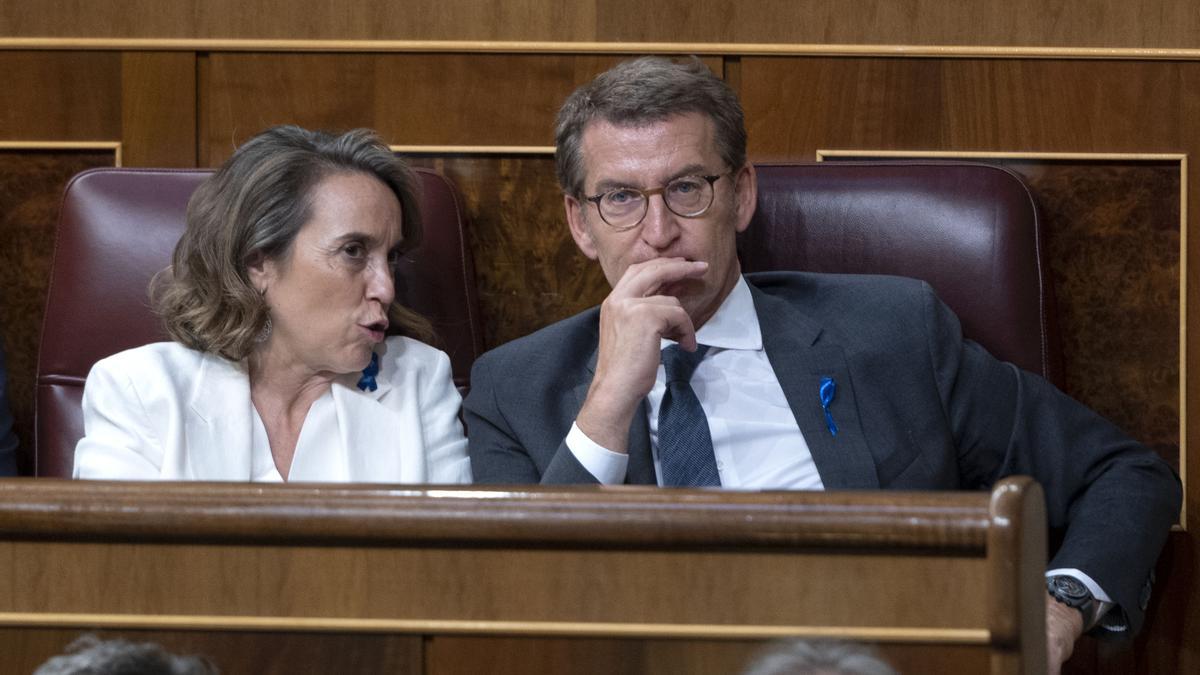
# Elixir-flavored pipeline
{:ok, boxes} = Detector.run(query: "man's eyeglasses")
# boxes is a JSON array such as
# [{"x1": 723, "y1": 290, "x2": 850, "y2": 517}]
[{"x1": 584, "y1": 173, "x2": 728, "y2": 231}]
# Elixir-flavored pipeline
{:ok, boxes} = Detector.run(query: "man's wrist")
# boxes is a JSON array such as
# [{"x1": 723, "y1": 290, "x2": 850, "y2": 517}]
[{"x1": 1047, "y1": 574, "x2": 1112, "y2": 632}]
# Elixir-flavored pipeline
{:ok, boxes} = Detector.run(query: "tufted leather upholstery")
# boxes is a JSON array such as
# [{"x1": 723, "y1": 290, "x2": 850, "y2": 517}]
[
  {"x1": 740, "y1": 161, "x2": 1062, "y2": 386},
  {"x1": 34, "y1": 167, "x2": 482, "y2": 477}
]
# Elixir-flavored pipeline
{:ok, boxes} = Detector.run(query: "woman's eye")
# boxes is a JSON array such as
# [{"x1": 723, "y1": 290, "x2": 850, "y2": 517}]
[
  {"x1": 387, "y1": 250, "x2": 402, "y2": 267},
  {"x1": 343, "y1": 243, "x2": 365, "y2": 258}
]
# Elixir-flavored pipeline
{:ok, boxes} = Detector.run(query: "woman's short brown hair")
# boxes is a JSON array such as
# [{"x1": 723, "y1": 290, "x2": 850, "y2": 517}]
[{"x1": 154, "y1": 125, "x2": 433, "y2": 361}]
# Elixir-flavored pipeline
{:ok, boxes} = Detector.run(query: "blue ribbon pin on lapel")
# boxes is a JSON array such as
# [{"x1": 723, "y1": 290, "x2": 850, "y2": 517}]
[
  {"x1": 357, "y1": 352, "x2": 380, "y2": 392},
  {"x1": 819, "y1": 376, "x2": 838, "y2": 437}
]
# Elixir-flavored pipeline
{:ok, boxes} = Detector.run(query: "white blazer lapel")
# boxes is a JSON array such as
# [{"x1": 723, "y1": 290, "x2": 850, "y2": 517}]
[
  {"x1": 184, "y1": 354, "x2": 255, "y2": 480},
  {"x1": 332, "y1": 377, "x2": 424, "y2": 483}
]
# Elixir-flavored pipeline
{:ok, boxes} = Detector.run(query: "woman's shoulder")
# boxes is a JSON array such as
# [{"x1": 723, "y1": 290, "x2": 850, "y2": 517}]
[
  {"x1": 88, "y1": 343, "x2": 230, "y2": 392},
  {"x1": 93, "y1": 341, "x2": 211, "y2": 371}
]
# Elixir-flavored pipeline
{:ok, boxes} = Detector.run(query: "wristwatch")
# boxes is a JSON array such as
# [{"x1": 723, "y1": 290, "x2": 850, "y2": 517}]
[{"x1": 1047, "y1": 575, "x2": 1112, "y2": 631}]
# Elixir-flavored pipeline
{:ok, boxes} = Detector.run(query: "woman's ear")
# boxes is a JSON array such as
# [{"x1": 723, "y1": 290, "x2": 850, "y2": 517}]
[{"x1": 245, "y1": 251, "x2": 270, "y2": 294}]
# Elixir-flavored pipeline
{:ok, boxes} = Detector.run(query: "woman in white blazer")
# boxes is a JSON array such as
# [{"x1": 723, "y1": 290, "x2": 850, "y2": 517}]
[{"x1": 74, "y1": 126, "x2": 471, "y2": 484}]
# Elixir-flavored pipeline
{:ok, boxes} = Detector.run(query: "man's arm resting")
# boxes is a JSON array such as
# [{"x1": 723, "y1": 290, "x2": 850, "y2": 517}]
[{"x1": 464, "y1": 353, "x2": 602, "y2": 485}]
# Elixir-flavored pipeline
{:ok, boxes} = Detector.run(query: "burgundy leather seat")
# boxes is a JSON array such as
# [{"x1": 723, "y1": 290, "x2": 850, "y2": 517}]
[
  {"x1": 740, "y1": 161, "x2": 1062, "y2": 385},
  {"x1": 35, "y1": 167, "x2": 482, "y2": 477}
]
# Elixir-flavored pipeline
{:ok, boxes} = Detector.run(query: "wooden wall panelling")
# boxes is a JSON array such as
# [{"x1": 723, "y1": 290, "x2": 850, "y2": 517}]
[
  {"x1": 408, "y1": 154, "x2": 606, "y2": 348},
  {"x1": 0, "y1": 52, "x2": 121, "y2": 140},
  {"x1": 427, "y1": 636, "x2": 990, "y2": 674},
  {"x1": 3, "y1": 1, "x2": 1200, "y2": 48},
  {"x1": 741, "y1": 58, "x2": 1189, "y2": 158},
  {"x1": 1, "y1": 628, "x2": 422, "y2": 674},
  {"x1": 0, "y1": 149, "x2": 117, "y2": 475},
  {"x1": 0, "y1": 1, "x2": 601, "y2": 43},
  {"x1": 120, "y1": 51, "x2": 197, "y2": 167},
  {"x1": 198, "y1": 54, "x2": 719, "y2": 166}
]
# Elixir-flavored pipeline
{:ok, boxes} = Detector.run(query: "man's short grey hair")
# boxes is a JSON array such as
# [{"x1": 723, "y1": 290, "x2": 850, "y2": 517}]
[
  {"x1": 34, "y1": 635, "x2": 219, "y2": 675},
  {"x1": 554, "y1": 56, "x2": 747, "y2": 199},
  {"x1": 741, "y1": 639, "x2": 898, "y2": 675}
]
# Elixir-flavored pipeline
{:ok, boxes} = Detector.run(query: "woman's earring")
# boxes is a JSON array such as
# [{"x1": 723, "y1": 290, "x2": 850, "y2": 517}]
[{"x1": 256, "y1": 316, "x2": 272, "y2": 343}]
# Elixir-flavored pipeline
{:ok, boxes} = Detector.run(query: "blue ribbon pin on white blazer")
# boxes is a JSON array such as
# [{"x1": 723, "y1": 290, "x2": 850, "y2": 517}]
[
  {"x1": 357, "y1": 352, "x2": 380, "y2": 392},
  {"x1": 819, "y1": 376, "x2": 838, "y2": 437}
]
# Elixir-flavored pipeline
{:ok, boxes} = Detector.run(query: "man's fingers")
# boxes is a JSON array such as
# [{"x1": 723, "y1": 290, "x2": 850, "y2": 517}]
[{"x1": 613, "y1": 258, "x2": 708, "y2": 299}]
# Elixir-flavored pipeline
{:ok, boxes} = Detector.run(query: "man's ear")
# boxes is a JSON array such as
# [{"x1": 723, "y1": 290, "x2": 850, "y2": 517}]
[
  {"x1": 565, "y1": 193, "x2": 599, "y2": 260},
  {"x1": 732, "y1": 163, "x2": 758, "y2": 234}
]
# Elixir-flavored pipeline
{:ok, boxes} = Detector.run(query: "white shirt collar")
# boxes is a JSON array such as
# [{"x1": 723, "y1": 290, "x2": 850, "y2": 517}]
[{"x1": 662, "y1": 275, "x2": 762, "y2": 352}]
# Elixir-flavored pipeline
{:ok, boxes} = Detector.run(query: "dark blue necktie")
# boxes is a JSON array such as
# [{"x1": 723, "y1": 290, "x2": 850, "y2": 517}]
[{"x1": 658, "y1": 343, "x2": 720, "y2": 487}]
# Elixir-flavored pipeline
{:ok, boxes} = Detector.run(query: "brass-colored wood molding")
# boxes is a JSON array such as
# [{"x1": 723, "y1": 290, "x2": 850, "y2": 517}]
[
  {"x1": 0, "y1": 612, "x2": 993, "y2": 644},
  {"x1": 816, "y1": 150, "x2": 1188, "y2": 162},
  {"x1": 0, "y1": 141, "x2": 122, "y2": 166},
  {"x1": 4, "y1": 38, "x2": 1200, "y2": 60},
  {"x1": 391, "y1": 145, "x2": 554, "y2": 155}
]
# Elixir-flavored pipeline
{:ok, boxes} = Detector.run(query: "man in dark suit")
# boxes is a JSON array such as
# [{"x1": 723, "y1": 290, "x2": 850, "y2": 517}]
[{"x1": 463, "y1": 56, "x2": 1180, "y2": 672}]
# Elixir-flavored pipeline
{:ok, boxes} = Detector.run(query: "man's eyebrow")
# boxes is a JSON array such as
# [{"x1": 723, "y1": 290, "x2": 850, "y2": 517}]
[
  {"x1": 590, "y1": 177, "x2": 640, "y2": 194},
  {"x1": 589, "y1": 164, "x2": 712, "y2": 195}
]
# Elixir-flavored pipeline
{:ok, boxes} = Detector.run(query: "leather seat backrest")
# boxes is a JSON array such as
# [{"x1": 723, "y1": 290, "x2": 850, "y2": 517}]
[{"x1": 740, "y1": 161, "x2": 1061, "y2": 384}]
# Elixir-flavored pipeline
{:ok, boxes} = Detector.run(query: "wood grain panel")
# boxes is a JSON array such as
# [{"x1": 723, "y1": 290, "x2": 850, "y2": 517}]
[
  {"x1": 3, "y1": 0, "x2": 1200, "y2": 48},
  {"x1": 199, "y1": 54, "x2": 695, "y2": 166},
  {"x1": 1029, "y1": 160, "x2": 1181, "y2": 461},
  {"x1": 741, "y1": 58, "x2": 1191, "y2": 158},
  {"x1": 0, "y1": 150, "x2": 116, "y2": 475},
  {"x1": 0, "y1": 0, "x2": 598, "y2": 42},
  {"x1": 408, "y1": 154, "x2": 606, "y2": 348},
  {"x1": 428, "y1": 636, "x2": 989, "y2": 675},
  {"x1": 120, "y1": 52, "x2": 197, "y2": 167},
  {"x1": 0, "y1": 628, "x2": 422, "y2": 675},
  {"x1": 0, "y1": 52, "x2": 121, "y2": 140},
  {"x1": 7, "y1": 540, "x2": 987, "y2": 628}
]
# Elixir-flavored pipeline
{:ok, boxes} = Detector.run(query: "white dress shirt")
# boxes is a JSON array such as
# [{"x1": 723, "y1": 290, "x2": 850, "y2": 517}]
[{"x1": 567, "y1": 277, "x2": 822, "y2": 489}]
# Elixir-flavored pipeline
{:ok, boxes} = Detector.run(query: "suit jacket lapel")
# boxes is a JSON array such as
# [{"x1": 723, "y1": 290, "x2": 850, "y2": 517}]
[
  {"x1": 749, "y1": 283, "x2": 880, "y2": 489},
  {"x1": 185, "y1": 354, "x2": 254, "y2": 480},
  {"x1": 582, "y1": 347, "x2": 655, "y2": 485}
]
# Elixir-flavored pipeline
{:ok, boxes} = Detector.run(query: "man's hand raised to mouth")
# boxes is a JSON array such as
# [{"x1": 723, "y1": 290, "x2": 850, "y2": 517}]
[{"x1": 575, "y1": 257, "x2": 709, "y2": 454}]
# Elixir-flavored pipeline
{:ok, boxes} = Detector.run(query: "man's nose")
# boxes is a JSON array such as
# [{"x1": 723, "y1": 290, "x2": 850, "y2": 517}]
[{"x1": 640, "y1": 193, "x2": 679, "y2": 249}]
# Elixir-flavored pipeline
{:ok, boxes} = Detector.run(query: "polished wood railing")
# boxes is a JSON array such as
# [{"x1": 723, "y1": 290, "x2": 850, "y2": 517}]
[{"x1": 0, "y1": 477, "x2": 1046, "y2": 674}]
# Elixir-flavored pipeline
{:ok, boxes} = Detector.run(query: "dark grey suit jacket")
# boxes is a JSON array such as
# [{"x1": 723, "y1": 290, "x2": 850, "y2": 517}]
[{"x1": 465, "y1": 271, "x2": 1180, "y2": 635}]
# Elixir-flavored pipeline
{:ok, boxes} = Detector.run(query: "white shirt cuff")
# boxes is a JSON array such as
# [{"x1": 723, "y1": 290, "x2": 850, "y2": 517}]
[{"x1": 565, "y1": 422, "x2": 629, "y2": 485}]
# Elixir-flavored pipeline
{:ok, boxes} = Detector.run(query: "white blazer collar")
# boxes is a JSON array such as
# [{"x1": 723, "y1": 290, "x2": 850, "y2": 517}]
[
  {"x1": 183, "y1": 345, "x2": 419, "y2": 483},
  {"x1": 185, "y1": 353, "x2": 255, "y2": 480}
]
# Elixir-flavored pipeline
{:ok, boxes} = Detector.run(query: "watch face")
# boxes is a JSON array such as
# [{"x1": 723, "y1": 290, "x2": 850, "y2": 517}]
[{"x1": 1049, "y1": 575, "x2": 1090, "y2": 604}]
